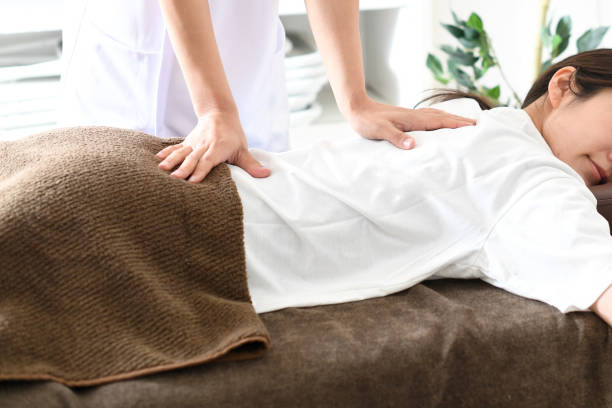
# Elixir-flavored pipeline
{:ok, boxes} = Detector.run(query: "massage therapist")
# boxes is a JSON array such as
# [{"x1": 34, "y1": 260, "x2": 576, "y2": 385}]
[{"x1": 58, "y1": 0, "x2": 475, "y2": 182}]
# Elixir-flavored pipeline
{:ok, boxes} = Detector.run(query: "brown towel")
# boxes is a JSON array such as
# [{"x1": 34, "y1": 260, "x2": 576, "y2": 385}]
[{"x1": 0, "y1": 126, "x2": 270, "y2": 387}]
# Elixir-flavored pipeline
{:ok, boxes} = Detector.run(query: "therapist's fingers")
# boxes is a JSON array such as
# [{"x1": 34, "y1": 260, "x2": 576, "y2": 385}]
[
  {"x1": 233, "y1": 150, "x2": 271, "y2": 178},
  {"x1": 347, "y1": 99, "x2": 478, "y2": 151},
  {"x1": 170, "y1": 145, "x2": 207, "y2": 179},
  {"x1": 158, "y1": 145, "x2": 193, "y2": 171},
  {"x1": 187, "y1": 148, "x2": 270, "y2": 183},
  {"x1": 379, "y1": 123, "x2": 415, "y2": 150},
  {"x1": 156, "y1": 143, "x2": 183, "y2": 160},
  {"x1": 404, "y1": 108, "x2": 476, "y2": 130},
  {"x1": 187, "y1": 151, "x2": 219, "y2": 183}
]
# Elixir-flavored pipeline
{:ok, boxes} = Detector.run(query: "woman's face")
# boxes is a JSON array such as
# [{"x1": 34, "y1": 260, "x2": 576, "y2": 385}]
[
  {"x1": 543, "y1": 88, "x2": 612, "y2": 186},
  {"x1": 529, "y1": 67, "x2": 612, "y2": 186}
]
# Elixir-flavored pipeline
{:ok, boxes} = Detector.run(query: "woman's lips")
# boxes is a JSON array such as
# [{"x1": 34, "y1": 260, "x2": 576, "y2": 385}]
[{"x1": 589, "y1": 158, "x2": 607, "y2": 184}]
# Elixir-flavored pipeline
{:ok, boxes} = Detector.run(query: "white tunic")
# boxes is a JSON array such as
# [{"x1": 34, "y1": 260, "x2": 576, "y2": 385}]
[
  {"x1": 58, "y1": 0, "x2": 289, "y2": 151},
  {"x1": 230, "y1": 100, "x2": 612, "y2": 314}
]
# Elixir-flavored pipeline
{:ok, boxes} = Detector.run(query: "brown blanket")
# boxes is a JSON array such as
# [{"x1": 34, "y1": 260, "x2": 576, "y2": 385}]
[{"x1": 0, "y1": 126, "x2": 270, "y2": 387}]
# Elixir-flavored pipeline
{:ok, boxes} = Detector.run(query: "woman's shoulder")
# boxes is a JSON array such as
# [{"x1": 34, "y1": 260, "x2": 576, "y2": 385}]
[
  {"x1": 429, "y1": 98, "x2": 536, "y2": 141},
  {"x1": 478, "y1": 106, "x2": 547, "y2": 148},
  {"x1": 427, "y1": 97, "x2": 484, "y2": 120}
]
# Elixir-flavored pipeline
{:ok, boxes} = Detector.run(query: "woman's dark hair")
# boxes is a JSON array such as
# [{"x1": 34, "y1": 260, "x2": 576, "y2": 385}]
[{"x1": 419, "y1": 48, "x2": 612, "y2": 110}]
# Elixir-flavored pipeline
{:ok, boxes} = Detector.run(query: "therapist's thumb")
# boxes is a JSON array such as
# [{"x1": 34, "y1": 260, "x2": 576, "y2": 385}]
[
  {"x1": 386, "y1": 127, "x2": 415, "y2": 150},
  {"x1": 236, "y1": 151, "x2": 271, "y2": 178}
]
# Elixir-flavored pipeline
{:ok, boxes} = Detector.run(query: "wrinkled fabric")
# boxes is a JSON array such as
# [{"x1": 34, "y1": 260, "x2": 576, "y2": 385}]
[
  {"x1": 0, "y1": 126, "x2": 268, "y2": 386},
  {"x1": 232, "y1": 100, "x2": 612, "y2": 314},
  {"x1": 1, "y1": 280, "x2": 610, "y2": 407}
]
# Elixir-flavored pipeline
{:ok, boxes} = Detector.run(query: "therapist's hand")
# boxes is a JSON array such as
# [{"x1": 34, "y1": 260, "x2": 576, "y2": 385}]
[
  {"x1": 345, "y1": 97, "x2": 477, "y2": 150},
  {"x1": 156, "y1": 111, "x2": 270, "y2": 183}
]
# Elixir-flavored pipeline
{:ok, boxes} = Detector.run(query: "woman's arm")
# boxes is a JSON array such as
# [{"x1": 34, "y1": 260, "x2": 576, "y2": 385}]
[
  {"x1": 591, "y1": 285, "x2": 612, "y2": 326},
  {"x1": 303, "y1": 0, "x2": 476, "y2": 149},
  {"x1": 156, "y1": 0, "x2": 269, "y2": 182}
]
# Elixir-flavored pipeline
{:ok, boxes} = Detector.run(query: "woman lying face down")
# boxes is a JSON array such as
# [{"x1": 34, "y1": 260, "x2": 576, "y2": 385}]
[
  {"x1": 3, "y1": 51, "x2": 610, "y2": 330},
  {"x1": 521, "y1": 52, "x2": 612, "y2": 325},
  {"x1": 227, "y1": 49, "x2": 612, "y2": 327},
  {"x1": 524, "y1": 61, "x2": 612, "y2": 187}
]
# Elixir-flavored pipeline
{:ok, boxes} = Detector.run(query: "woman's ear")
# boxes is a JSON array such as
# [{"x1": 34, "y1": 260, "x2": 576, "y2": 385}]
[{"x1": 548, "y1": 66, "x2": 577, "y2": 108}]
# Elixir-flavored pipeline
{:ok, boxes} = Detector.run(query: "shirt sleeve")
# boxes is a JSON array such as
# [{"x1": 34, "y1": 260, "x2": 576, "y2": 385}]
[{"x1": 478, "y1": 176, "x2": 612, "y2": 313}]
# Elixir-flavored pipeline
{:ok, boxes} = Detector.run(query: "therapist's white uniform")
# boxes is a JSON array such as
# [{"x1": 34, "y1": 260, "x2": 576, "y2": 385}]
[{"x1": 58, "y1": 0, "x2": 289, "y2": 151}]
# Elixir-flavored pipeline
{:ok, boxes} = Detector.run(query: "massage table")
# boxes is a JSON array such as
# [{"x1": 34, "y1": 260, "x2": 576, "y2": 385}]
[{"x1": 1, "y1": 183, "x2": 611, "y2": 408}]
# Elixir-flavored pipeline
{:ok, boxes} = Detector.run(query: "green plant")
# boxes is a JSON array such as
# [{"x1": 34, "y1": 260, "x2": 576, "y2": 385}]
[
  {"x1": 426, "y1": 11, "x2": 519, "y2": 107},
  {"x1": 538, "y1": 15, "x2": 609, "y2": 72},
  {"x1": 427, "y1": 7, "x2": 609, "y2": 108}
]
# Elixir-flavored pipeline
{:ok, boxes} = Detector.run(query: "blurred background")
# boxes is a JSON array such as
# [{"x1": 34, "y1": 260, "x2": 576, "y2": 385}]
[{"x1": 1, "y1": 0, "x2": 611, "y2": 144}]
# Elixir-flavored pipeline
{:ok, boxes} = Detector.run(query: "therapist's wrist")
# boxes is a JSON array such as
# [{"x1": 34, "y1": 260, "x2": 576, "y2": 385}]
[
  {"x1": 195, "y1": 107, "x2": 241, "y2": 125},
  {"x1": 339, "y1": 91, "x2": 374, "y2": 118},
  {"x1": 194, "y1": 104, "x2": 239, "y2": 121}
]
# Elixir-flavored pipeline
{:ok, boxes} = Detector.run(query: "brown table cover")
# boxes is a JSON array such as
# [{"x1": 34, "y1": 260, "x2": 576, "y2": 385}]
[
  {"x1": 0, "y1": 279, "x2": 610, "y2": 407},
  {"x1": 0, "y1": 127, "x2": 269, "y2": 387},
  {"x1": 592, "y1": 182, "x2": 612, "y2": 234}
]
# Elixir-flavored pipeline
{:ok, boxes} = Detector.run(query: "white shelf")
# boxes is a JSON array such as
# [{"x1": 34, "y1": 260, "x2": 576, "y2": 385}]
[
  {"x1": 0, "y1": 78, "x2": 59, "y2": 140},
  {"x1": 280, "y1": 0, "x2": 410, "y2": 16}
]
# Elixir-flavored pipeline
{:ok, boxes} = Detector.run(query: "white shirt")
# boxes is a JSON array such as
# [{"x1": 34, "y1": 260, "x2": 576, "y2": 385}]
[
  {"x1": 229, "y1": 99, "x2": 612, "y2": 314},
  {"x1": 58, "y1": 0, "x2": 289, "y2": 151}
]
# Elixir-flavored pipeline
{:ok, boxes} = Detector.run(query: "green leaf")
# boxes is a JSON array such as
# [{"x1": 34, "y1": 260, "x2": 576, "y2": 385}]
[
  {"x1": 448, "y1": 60, "x2": 476, "y2": 90},
  {"x1": 434, "y1": 75, "x2": 451, "y2": 85},
  {"x1": 478, "y1": 35, "x2": 490, "y2": 56},
  {"x1": 426, "y1": 53, "x2": 444, "y2": 77},
  {"x1": 551, "y1": 34, "x2": 562, "y2": 55},
  {"x1": 473, "y1": 66, "x2": 483, "y2": 80},
  {"x1": 451, "y1": 10, "x2": 463, "y2": 26},
  {"x1": 556, "y1": 36, "x2": 570, "y2": 56},
  {"x1": 467, "y1": 13, "x2": 484, "y2": 33},
  {"x1": 442, "y1": 23, "x2": 465, "y2": 40},
  {"x1": 426, "y1": 54, "x2": 450, "y2": 85},
  {"x1": 541, "y1": 24, "x2": 553, "y2": 49},
  {"x1": 441, "y1": 45, "x2": 479, "y2": 66},
  {"x1": 577, "y1": 26, "x2": 610, "y2": 52},
  {"x1": 463, "y1": 26, "x2": 480, "y2": 41},
  {"x1": 555, "y1": 16, "x2": 572, "y2": 39},
  {"x1": 441, "y1": 21, "x2": 480, "y2": 48},
  {"x1": 555, "y1": 16, "x2": 572, "y2": 56},
  {"x1": 458, "y1": 37, "x2": 480, "y2": 49},
  {"x1": 482, "y1": 55, "x2": 495, "y2": 71},
  {"x1": 541, "y1": 58, "x2": 553, "y2": 72},
  {"x1": 483, "y1": 85, "x2": 501, "y2": 100}
]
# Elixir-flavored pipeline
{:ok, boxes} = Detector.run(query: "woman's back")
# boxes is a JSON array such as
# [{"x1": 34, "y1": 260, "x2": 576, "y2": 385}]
[{"x1": 230, "y1": 99, "x2": 611, "y2": 313}]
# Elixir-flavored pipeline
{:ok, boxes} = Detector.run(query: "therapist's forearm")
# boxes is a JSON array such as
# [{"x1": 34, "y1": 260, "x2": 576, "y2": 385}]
[
  {"x1": 304, "y1": 0, "x2": 368, "y2": 115},
  {"x1": 158, "y1": 0, "x2": 237, "y2": 117}
]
